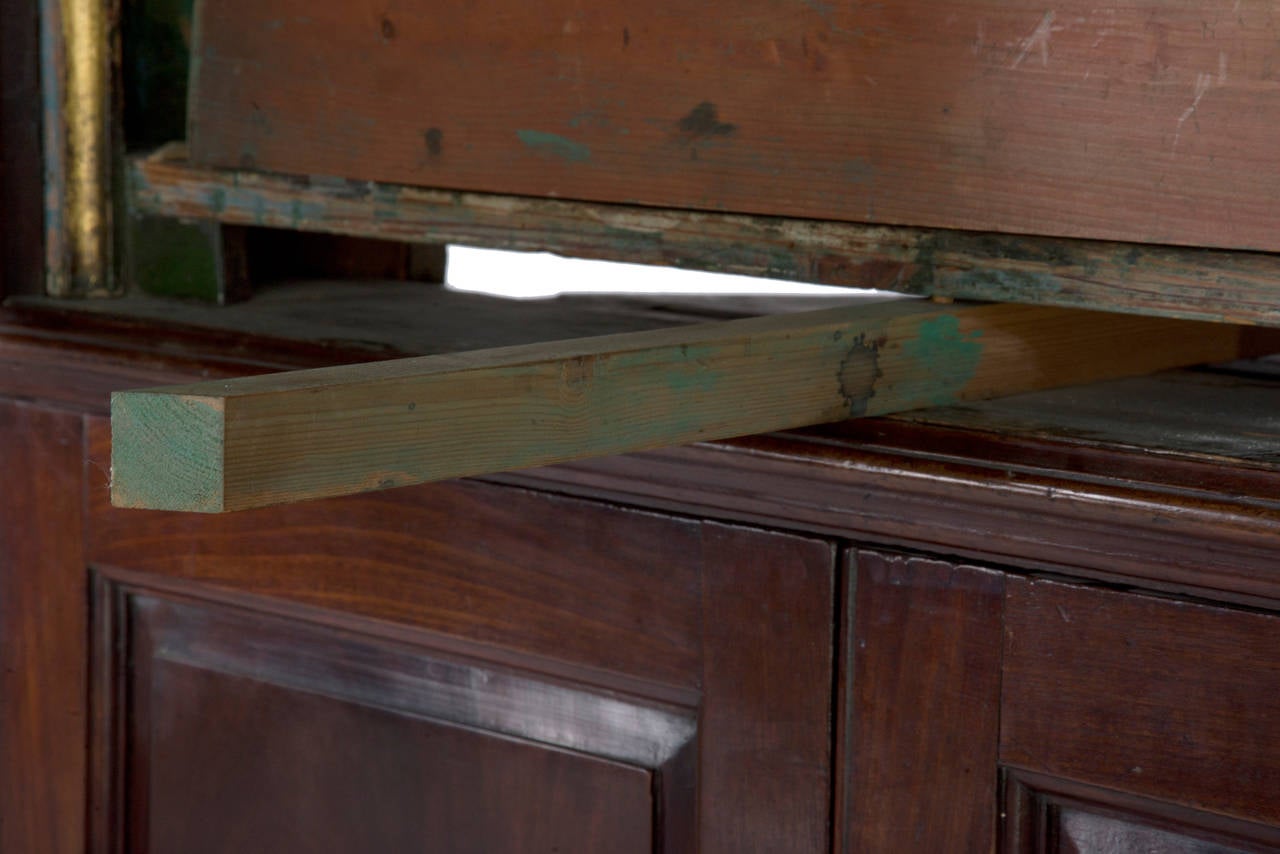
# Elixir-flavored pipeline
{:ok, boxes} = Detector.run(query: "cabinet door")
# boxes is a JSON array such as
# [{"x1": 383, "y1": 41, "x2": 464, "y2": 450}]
[
  {"x1": 84, "y1": 418, "x2": 835, "y2": 853},
  {"x1": 1001, "y1": 577, "x2": 1280, "y2": 852},
  {"x1": 836, "y1": 549, "x2": 1007, "y2": 854}
]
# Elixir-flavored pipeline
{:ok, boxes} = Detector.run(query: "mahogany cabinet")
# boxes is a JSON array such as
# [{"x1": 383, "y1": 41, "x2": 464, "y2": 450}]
[
  {"x1": 5, "y1": 392, "x2": 837, "y2": 853},
  {"x1": 7, "y1": 0, "x2": 1280, "y2": 846},
  {"x1": 3, "y1": 324, "x2": 1280, "y2": 852}
]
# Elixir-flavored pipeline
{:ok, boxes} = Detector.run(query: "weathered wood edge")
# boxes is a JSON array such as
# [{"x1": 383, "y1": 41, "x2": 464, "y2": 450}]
[
  {"x1": 130, "y1": 148, "x2": 1280, "y2": 327},
  {"x1": 109, "y1": 301, "x2": 1241, "y2": 512}
]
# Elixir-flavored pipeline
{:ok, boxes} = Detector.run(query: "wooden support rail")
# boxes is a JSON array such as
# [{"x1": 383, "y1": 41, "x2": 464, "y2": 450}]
[
  {"x1": 131, "y1": 150, "x2": 1280, "y2": 327},
  {"x1": 111, "y1": 300, "x2": 1241, "y2": 512}
]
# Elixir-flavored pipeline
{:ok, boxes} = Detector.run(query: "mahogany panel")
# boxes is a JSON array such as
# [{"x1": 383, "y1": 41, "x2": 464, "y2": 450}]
[
  {"x1": 839, "y1": 550, "x2": 1004, "y2": 853},
  {"x1": 0, "y1": 402, "x2": 87, "y2": 853},
  {"x1": 1002, "y1": 577, "x2": 1280, "y2": 826},
  {"x1": 87, "y1": 435, "x2": 837, "y2": 850},
  {"x1": 146, "y1": 667, "x2": 653, "y2": 853},
  {"x1": 192, "y1": 0, "x2": 1280, "y2": 252},
  {"x1": 1003, "y1": 770, "x2": 1280, "y2": 852},
  {"x1": 698, "y1": 523, "x2": 835, "y2": 853},
  {"x1": 496, "y1": 427, "x2": 1280, "y2": 608},
  {"x1": 117, "y1": 591, "x2": 670, "y2": 854},
  {"x1": 1051, "y1": 809, "x2": 1247, "y2": 854},
  {"x1": 86, "y1": 418, "x2": 703, "y2": 689}
]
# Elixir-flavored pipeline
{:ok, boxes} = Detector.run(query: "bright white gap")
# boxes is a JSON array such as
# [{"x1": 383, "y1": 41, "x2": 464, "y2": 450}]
[{"x1": 445, "y1": 245, "x2": 870, "y2": 300}]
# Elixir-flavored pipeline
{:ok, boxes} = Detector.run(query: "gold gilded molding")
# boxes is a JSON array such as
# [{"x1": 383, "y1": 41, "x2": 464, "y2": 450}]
[{"x1": 43, "y1": 0, "x2": 116, "y2": 296}]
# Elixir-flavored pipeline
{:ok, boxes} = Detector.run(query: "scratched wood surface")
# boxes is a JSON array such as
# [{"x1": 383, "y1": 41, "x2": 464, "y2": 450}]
[
  {"x1": 110, "y1": 300, "x2": 1240, "y2": 512},
  {"x1": 133, "y1": 150, "x2": 1280, "y2": 326},
  {"x1": 189, "y1": 0, "x2": 1280, "y2": 253}
]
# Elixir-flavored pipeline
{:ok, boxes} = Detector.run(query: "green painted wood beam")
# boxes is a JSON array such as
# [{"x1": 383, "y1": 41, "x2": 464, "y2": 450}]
[{"x1": 110, "y1": 300, "x2": 1242, "y2": 512}]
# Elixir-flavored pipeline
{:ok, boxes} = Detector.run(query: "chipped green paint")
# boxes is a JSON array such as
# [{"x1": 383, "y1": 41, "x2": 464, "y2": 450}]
[
  {"x1": 932, "y1": 268, "x2": 1065, "y2": 303},
  {"x1": 130, "y1": 154, "x2": 1280, "y2": 326},
  {"x1": 898, "y1": 315, "x2": 984, "y2": 407},
  {"x1": 516, "y1": 130, "x2": 592, "y2": 163},
  {"x1": 111, "y1": 391, "x2": 225, "y2": 512},
  {"x1": 663, "y1": 344, "x2": 726, "y2": 396}
]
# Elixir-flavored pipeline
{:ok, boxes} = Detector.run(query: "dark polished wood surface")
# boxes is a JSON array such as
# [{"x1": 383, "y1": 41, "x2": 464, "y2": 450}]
[
  {"x1": 839, "y1": 551, "x2": 1005, "y2": 853},
  {"x1": 83, "y1": 407, "x2": 836, "y2": 850},
  {"x1": 119, "y1": 591, "x2": 660, "y2": 853},
  {"x1": 0, "y1": 402, "x2": 87, "y2": 854},
  {"x1": 1005, "y1": 770, "x2": 1280, "y2": 853},
  {"x1": 1003, "y1": 577, "x2": 1280, "y2": 830},
  {"x1": 87, "y1": 418, "x2": 707, "y2": 689}
]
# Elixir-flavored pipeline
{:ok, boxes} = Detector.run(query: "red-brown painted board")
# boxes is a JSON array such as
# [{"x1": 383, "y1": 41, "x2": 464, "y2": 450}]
[{"x1": 191, "y1": 0, "x2": 1280, "y2": 252}]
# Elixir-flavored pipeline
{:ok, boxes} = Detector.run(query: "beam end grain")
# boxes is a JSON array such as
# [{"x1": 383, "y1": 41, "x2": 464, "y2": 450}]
[
  {"x1": 110, "y1": 391, "x2": 226, "y2": 512},
  {"x1": 109, "y1": 303, "x2": 1241, "y2": 512}
]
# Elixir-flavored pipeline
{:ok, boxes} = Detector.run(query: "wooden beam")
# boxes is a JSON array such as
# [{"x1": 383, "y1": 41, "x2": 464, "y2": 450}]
[
  {"x1": 111, "y1": 301, "x2": 1241, "y2": 513},
  {"x1": 131, "y1": 151, "x2": 1280, "y2": 327}
]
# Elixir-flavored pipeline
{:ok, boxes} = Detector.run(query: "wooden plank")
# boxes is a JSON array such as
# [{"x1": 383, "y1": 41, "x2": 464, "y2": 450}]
[
  {"x1": 189, "y1": 0, "x2": 1280, "y2": 253},
  {"x1": 131, "y1": 151, "x2": 1280, "y2": 327},
  {"x1": 110, "y1": 300, "x2": 1241, "y2": 512}
]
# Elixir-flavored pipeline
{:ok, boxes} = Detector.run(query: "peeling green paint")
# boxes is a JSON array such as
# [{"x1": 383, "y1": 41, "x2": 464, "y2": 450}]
[
  {"x1": 898, "y1": 315, "x2": 984, "y2": 407},
  {"x1": 934, "y1": 268, "x2": 1065, "y2": 302},
  {"x1": 516, "y1": 129, "x2": 592, "y2": 163}
]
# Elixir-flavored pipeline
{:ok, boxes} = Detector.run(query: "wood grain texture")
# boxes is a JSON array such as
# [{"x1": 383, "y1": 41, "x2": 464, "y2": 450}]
[
  {"x1": 698, "y1": 523, "x2": 834, "y2": 853},
  {"x1": 12, "y1": 318, "x2": 1277, "y2": 606},
  {"x1": 1005, "y1": 770, "x2": 1280, "y2": 853},
  {"x1": 109, "y1": 300, "x2": 1241, "y2": 511},
  {"x1": 8, "y1": 319, "x2": 1280, "y2": 605},
  {"x1": 88, "y1": 416, "x2": 836, "y2": 849},
  {"x1": 1002, "y1": 577, "x2": 1280, "y2": 827},
  {"x1": 133, "y1": 151, "x2": 1280, "y2": 326},
  {"x1": 117, "y1": 591, "x2": 667, "y2": 853},
  {"x1": 0, "y1": 402, "x2": 87, "y2": 854},
  {"x1": 840, "y1": 551, "x2": 1004, "y2": 854},
  {"x1": 495, "y1": 362, "x2": 1280, "y2": 607},
  {"x1": 89, "y1": 417, "x2": 705, "y2": 689},
  {"x1": 190, "y1": 0, "x2": 1280, "y2": 252}
]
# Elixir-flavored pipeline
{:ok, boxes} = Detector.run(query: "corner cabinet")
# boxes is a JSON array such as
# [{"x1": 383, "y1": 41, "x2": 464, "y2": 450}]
[{"x1": 5, "y1": 341, "x2": 1280, "y2": 852}]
